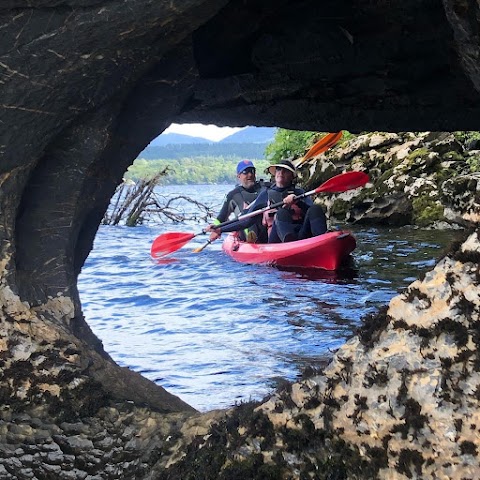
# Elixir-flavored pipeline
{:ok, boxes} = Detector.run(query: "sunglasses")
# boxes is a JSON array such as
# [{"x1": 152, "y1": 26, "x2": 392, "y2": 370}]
[
  {"x1": 240, "y1": 168, "x2": 256, "y2": 175},
  {"x1": 275, "y1": 166, "x2": 292, "y2": 173}
]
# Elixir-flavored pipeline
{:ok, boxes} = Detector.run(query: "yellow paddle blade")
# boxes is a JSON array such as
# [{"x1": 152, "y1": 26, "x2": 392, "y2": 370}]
[{"x1": 193, "y1": 240, "x2": 212, "y2": 253}]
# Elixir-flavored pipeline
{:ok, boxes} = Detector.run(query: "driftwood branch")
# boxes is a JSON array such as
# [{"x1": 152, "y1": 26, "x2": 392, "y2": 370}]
[{"x1": 103, "y1": 172, "x2": 220, "y2": 226}]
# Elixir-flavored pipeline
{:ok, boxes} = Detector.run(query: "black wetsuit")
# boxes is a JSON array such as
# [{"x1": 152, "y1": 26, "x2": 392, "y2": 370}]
[
  {"x1": 214, "y1": 183, "x2": 263, "y2": 224},
  {"x1": 221, "y1": 185, "x2": 327, "y2": 243},
  {"x1": 213, "y1": 182, "x2": 267, "y2": 241}
]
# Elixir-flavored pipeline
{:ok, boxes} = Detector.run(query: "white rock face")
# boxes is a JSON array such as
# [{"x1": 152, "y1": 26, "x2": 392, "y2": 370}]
[
  {"x1": 308, "y1": 132, "x2": 478, "y2": 228},
  {"x1": 259, "y1": 230, "x2": 480, "y2": 479}
]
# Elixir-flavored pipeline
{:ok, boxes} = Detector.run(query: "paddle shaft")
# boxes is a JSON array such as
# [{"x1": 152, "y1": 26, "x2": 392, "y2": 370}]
[
  {"x1": 214, "y1": 187, "x2": 319, "y2": 232},
  {"x1": 192, "y1": 239, "x2": 213, "y2": 253},
  {"x1": 152, "y1": 171, "x2": 369, "y2": 257}
]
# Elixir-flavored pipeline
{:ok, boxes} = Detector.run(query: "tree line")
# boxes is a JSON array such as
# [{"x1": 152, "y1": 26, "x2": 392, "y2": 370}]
[
  {"x1": 125, "y1": 156, "x2": 272, "y2": 184},
  {"x1": 126, "y1": 130, "x2": 480, "y2": 186}
]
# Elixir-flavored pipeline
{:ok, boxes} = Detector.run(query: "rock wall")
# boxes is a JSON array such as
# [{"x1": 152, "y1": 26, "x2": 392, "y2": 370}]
[
  {"x1": 1, "y1": 0, "x2": 480, "y2": 478},
  {"x1": 299, "y1": 132, "x2": 480, "y2": 228}
]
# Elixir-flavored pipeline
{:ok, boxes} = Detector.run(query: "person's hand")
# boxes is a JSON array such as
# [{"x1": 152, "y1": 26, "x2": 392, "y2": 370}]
[
  {"x1": 283, "y1": 194, "x2": 296, "y2": 205},
  {"x1": 205, "y1": 224, "x2": 221, "y2": 241},
  {"x1": 209, "y1": 229, "x2": 221, "y2": 241}
]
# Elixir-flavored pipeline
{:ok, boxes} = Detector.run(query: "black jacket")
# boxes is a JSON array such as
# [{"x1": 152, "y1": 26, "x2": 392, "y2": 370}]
[
  {"x1": 220, "y1": 184, "x2": 312, "y2": 232},
  {"x1": 214, "y1": 182, "x2": 264, "y2": 224}
]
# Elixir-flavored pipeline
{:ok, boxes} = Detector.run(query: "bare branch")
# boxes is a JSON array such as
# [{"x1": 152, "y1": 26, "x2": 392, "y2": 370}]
[{"x1": 102, "y1": 171, "x2": 221, "y2": 226}]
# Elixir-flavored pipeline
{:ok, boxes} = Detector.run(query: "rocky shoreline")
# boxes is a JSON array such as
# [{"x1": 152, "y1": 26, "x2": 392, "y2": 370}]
[
  {"x1": 1, "y1": 134, "x2": 479, "y2": 478},
  {"x1": 300, "y1": 132, "x2": 480, "y2": 230},
  {"x1": 152, "y1": 230, "x2": 480, "y2": 480}
]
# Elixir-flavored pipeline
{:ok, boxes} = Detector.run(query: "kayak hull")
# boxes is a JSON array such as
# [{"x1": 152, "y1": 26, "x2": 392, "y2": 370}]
[{"x1": 222, "y1": 231, "x2": 356, "y2": 270}]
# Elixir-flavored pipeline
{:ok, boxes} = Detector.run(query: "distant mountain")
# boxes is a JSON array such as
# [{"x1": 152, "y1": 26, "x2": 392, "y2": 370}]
[
  {"x1": 149, "y1": 133, "x2": 210, "y2": 146},
  {"x1": 220, "y1": 126, "x2": 276, "y2": 144},
  {"x1": 140, "y1": 126, "x2": 275, "y2": 159}
]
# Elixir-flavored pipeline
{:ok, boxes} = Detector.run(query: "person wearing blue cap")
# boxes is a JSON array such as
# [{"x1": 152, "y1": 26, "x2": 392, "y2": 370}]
[
  {"x1": 205, "y1": 160, "x2": 267, "y2": 242},
  {"x1": 212, "y1": 158, "x2": 327, "y2": 243}
]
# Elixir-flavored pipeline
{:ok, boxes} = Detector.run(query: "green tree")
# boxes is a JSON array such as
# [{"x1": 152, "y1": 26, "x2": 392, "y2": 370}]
[{"x1": 264, "y1": 129, "x2": 318, "y2": 163}]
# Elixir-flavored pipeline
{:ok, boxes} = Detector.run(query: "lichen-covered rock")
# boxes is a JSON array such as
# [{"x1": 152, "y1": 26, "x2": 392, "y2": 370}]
[
  {"x1": 442, "y1": 173, "x2": 480, "y2": 226},
  {"x1": 0, "y1": 282, "x2": 203, "y2": 478},
  {"x1": 255, "y1": 228, "x2": 480, "y2": 479},
  {"x1": 301, "y1": 132, "x2": 476, "y2": 228},
  {"x1": 162, "y1": 229, "x2": 480, "y2": 479}
]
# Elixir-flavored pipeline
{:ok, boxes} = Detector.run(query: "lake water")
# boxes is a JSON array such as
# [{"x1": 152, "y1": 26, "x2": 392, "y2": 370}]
[{"x1": 78, "y1": 184, "x2": 455, "y2": 411}]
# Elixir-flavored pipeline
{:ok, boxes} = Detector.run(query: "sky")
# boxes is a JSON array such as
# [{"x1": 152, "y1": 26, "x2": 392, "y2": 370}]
[{"x1": 163, "y1": 123, "x2": 246, "y2": 141}]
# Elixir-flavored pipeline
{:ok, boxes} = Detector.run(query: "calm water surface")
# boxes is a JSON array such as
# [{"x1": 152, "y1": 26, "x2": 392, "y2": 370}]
[{"x1": 78, "y1": 185, "x2": 455, "y2": 411}]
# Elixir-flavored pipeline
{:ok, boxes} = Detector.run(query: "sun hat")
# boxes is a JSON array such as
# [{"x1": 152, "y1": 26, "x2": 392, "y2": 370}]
[
  {"x1": 236, "y1": 159, "x2": 256, "y2": 174},
  {"x1": 267, "y1": 159, "x2": 296, "y2": 176}
]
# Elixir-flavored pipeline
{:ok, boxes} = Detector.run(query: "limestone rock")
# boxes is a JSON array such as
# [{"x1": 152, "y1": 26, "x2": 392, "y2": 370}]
[
  {"x1": 301, "y1": 132, "x2": 476, "y2": 228},
  {"x1": 2, "y1": 1, "x2": 480, "y2": 478}
]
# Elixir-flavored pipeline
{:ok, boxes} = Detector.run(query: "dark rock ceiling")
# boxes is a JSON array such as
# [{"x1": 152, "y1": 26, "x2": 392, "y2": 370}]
[
  {"x1": 1, "y1": 3, "x2": 480, "y2": 472},
  {"x1": 1, "y1": 0, "x2": 480, "y2": 338}
]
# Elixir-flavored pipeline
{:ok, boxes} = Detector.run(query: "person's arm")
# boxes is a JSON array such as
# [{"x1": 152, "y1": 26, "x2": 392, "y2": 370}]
[
  {"x1": 214, "y1": 190, "x2": 267, "y2": 234},
  {"x1": 215, "y1": 191, "x2": 236, "y2": 224},
  {"x1": 205, "y1": 191, "x2": 236, "y2": 240},
  {"x1": 296, "y1": 195, "x2": 313, "y2": 215}
]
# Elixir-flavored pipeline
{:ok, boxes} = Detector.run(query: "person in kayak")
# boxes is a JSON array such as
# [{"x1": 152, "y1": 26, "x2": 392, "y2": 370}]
[
  {"x1": 214, "y1": 159, "x2": 327, "y2": 243},
  {"x1": 205, "y1": 159, "x2": 267, "y2": 242}
]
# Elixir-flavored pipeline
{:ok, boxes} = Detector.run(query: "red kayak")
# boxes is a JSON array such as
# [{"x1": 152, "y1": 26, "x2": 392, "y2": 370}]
[{"x1": 222, "y1": 231, "x2": 356, "y2": 270}]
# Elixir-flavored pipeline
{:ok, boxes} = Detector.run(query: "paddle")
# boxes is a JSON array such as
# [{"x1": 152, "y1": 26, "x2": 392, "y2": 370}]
[
  {"x1": 192, "y1": 238, "x2": 213, "y2": 254},
  {"x1": 297, "y1": 131, "x2": 343, "y2": 166},
  {"x1": 150, "y1": 170, "x2": 369, "y2": 258}
]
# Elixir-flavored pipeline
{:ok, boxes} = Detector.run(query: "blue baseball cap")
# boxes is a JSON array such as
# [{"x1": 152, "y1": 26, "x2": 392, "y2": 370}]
[{"x1": 236, "y1": 159, "x2": 255, "y2": 174}]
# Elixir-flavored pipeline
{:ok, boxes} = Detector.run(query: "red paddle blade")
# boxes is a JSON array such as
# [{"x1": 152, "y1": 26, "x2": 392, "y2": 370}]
[
  {"x1": 315, "y1": 171, "x2": 370, "y2": 193},
  {"x1": 298, "y1": 131, "x2": 343, "y2": 165},
  {"x1": 150, "y1": 232, "x2": 196, "y2": 258}
]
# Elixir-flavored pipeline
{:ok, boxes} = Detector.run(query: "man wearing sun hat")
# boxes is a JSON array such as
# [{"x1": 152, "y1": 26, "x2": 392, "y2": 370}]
[
  {"x1": 215, "y1": 158, "x2": 327, "y2": 243},
  {"x1": 205, "y1": 159, "x2": 267, "y2": 242}
]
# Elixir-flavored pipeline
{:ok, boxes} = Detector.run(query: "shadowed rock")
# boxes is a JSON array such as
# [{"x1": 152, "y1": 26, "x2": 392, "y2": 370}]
[{"x1": 1, "y1": 1, "x2": 480, "y2": 478}]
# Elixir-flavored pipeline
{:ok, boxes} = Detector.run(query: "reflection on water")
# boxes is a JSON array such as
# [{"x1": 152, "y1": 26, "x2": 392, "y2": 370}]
[
  {"x1": 79, "y1": 185, "x2": 457, "y2": 411},
  {"x1": 277, "y1": 263, "x2": 358, "y2": 283}
]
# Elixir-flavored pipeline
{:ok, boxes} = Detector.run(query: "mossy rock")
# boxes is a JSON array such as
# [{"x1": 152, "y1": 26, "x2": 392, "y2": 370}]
[
  {"x1": 467, "y1": 154, "x2": 480, "y2": 172},
  {"x1": 376, "y1": 167, "x2": 395, "y2": 185},
  {"x1": 436, "y1": 167, "x2": 462, "y2": 185},
  {"x1": 303, "y1": 164, "x2": 337, "y2": 190},
  {"x1": 442, "y1": 150, "x2": 464, "y2": 162},
  {"x1": 329, "y1": 199, "x2": 352, "y2": 221},
  {"x1": 407, "y1": 148, "x2": 430, "y2": 162},
  {"x1": 412, "y1": 196, "x2": 445, "y2": 227},
  {"x1": 399, "y1": 149, "x2": 444, "y2": 176}
]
